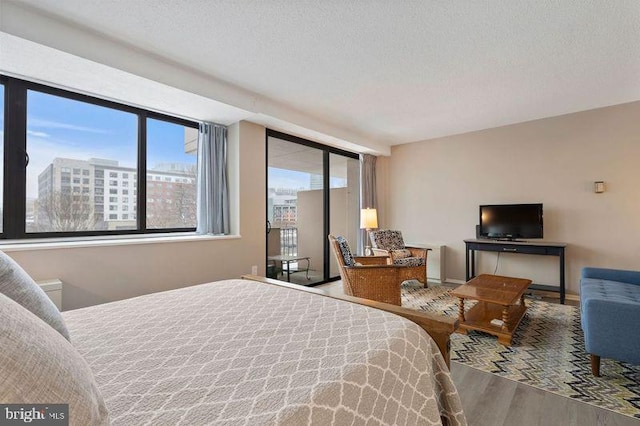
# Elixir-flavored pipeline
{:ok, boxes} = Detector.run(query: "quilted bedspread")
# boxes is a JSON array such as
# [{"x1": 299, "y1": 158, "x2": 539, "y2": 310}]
[{"x1": 63, "y1": 279, "x2": 465, "y2": 425}]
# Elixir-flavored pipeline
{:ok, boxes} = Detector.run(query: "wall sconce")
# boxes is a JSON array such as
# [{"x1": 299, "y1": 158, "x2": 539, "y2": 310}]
[{"x1": 594, "y1": 181, "x2": 605, "y2": 194}]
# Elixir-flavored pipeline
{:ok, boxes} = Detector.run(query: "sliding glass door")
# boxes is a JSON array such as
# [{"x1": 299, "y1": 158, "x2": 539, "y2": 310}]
[{"x1": 266, "y1": 130, "x2": 359, "y2": 285}]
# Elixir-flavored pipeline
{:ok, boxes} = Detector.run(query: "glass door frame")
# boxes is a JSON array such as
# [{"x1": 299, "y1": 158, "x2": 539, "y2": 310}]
[{"x1": 265, "y1": 129, "x2": 359, "y2": 285}]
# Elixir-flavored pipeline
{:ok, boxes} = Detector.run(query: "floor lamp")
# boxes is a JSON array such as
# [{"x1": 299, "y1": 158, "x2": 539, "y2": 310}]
[{"x1": 360, "y1": 208, "x2": 378, "y2": 256}]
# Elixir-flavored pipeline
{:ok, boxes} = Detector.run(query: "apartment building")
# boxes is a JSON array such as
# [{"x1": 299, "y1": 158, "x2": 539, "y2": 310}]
[{"x1": 36, "y1": 158, "x2": 195, "y2": 232}]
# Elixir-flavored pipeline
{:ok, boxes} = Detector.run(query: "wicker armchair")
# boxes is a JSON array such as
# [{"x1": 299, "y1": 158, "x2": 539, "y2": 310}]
[
  {"x1": 369, "y1": 230, "x2": 429, "y2": 287},
  {"x1": 328, "y1": 235, "x2": 410, "y2": 305}
]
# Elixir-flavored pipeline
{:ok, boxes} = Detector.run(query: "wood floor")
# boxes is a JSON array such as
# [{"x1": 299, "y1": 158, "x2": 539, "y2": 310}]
[
  {"x1": 452, "y1": 362, "x2": 638, "y2": 426},
  {"x1": 316, "y1": 281, "x2": 640, "y2": 426}
]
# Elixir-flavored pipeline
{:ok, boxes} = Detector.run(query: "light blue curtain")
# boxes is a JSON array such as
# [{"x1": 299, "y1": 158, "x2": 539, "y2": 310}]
[
  {"x1": 196, "y1": 122, "x2": 229, "y2": 235},
  {"x1": 359, "y1": 154, "x2": 377, "y2": 254}
]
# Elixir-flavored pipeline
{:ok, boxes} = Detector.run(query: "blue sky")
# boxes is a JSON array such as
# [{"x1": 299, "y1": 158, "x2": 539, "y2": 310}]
[{"x1": 23, "y1": 90, "x2": 195, "y2": 197}]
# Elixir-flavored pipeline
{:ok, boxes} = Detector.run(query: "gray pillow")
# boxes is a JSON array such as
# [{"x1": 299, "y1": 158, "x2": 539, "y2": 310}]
[
  {"x1": 0, "y1": 293, "x2": 109, "y2": 425},
  {"x1": 0, "y1": 250, "x2": 70, "y2": 340}
]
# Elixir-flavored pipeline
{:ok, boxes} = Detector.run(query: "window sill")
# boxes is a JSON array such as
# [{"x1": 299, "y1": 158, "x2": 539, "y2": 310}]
[{"x1": 0, "y1": 233, "x2": 241, "y2": 252}]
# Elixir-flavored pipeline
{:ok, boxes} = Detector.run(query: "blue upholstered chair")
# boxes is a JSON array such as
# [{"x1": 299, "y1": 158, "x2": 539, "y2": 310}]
[{"x1": 580, "y1": 267, "x2": 640, "y2": 376}]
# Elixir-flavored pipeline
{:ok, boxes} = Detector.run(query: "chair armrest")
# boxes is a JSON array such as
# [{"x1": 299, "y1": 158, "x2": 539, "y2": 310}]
[
  {"x1": 354, "y1": 256, "x2": 389, "y2": 265},
  {"x1": 582, "y1": 267, "x2": 640, "y2": 286},
  {"x1": 345, "y1": 264, "x2": 410, "y2": 270},
  {"x1": 371, "y1": 248, "x2": 390, "y2": 256},
  {"x1": 406, "y1": 247, "x2": 429, "y2": 259}
]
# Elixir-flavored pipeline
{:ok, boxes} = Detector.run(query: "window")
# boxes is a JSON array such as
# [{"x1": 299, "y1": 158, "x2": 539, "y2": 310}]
[
  {"x1": 109, "y1": 214, "x2": 117, "y2": 220},
  {"x1": 25, "y1": 88, "x2": 137, "y2": 233},
  {"x1": 146, "y1": 118, "x2": 197, "y2": 229},
  {"x1": 122, "y1": 214, "x2": 128, "y2": 220},
  {"x1": 123, "y1": 206, "x2": 128, "y2": 211},
  {"x1": 2, "y1": 76, "x2": 199, "y2": 239},
  {"x1": 122, "y1": 190, "x2": 129, "y2": 195},
  {"x1": 109, "y1": 197, "x2": 118, "y2": 203},
  {"x1": 123, "y1": 197, "x2": 129, "y2": 203},
  {"x1": 109, "y1": 206, "x2": 117, "y2": 211},
  {"x1": 109, "y1": 189, "x2": 117, "y2": 194}
]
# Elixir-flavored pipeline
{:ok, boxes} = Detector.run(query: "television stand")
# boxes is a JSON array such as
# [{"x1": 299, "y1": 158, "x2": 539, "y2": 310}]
[{"x1": 464, "y1": 239, "x2": 567, "y2": 304}]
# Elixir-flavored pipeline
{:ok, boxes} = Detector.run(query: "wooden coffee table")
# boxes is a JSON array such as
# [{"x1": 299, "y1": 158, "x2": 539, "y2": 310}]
[{"x1": 450, "y1": 274, "x2": 532, "y2": 346}]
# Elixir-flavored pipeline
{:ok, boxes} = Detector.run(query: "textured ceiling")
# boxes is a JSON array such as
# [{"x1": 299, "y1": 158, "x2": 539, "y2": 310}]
[{"x1": 6, "y1": 0, "x2": 640, "y2": 147}]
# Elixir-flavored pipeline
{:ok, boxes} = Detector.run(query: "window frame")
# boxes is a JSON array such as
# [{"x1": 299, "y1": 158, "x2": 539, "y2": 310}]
[{"x1": 1, "y1": 75, "x2": 199, "y2": 240}]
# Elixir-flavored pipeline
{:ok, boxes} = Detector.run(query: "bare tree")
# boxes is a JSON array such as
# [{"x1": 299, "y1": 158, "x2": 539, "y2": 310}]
[
  {"x1": 171, "y1": 181, "x2": 197, "y2": 227},
  {"x1": 147, "y1": 181, "x2": 196, "y2": 229},
  {"x1": 35, "y1": 191, "x2": 96, "y2": 232}
]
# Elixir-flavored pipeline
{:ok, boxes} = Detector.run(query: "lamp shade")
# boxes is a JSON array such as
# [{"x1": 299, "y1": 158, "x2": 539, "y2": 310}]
[{"x1": 360, "y1": 208, "x2": 378, "y2": 229}]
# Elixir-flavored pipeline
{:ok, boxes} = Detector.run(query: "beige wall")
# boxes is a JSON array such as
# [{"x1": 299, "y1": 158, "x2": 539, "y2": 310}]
[
  {"x1": 383, "y1": 101, "x2": 640, "y2": 295},
  {"x1": 5, "y1": 121, "x2": 266, "y2": 310}
]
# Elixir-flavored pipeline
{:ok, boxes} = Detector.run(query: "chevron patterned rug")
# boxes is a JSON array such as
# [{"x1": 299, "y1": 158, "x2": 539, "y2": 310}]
[{"x1": 400, "y1": 283, "x2": 640, "y2": 419}]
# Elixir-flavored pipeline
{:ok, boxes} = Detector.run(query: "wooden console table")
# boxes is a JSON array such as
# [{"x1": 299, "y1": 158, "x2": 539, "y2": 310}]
[{"x1": 464, "y1": 239, "x2": 567, "y2": 304}]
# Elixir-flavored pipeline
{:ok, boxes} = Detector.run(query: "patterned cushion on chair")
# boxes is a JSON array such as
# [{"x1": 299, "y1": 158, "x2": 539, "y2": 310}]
[
  {"x1": 391, "y1": 249, "x2": 412, "y2": 259},
  {"x1": 393, "y1": 257, "x2": 426, "y2": 267},
  {"x1": 370, "y1": 230, "x2": 406, "y2": 251},
  {"x1": 335, "y1": 236, "x2": 355, "y2": 266}
]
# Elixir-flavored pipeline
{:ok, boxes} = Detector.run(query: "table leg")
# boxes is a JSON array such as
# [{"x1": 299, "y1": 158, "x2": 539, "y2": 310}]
[
  {"x1": 501, "y1": 305, "x2": 510, "y2": 331},
  {"x1": 465, "y1": 246, "x2": 470, "y2": 281},
  {"x1": 470, "y1": 249, "x2": 476, "y2": 279},
  {"x1": 305, "y1": 258, "x2": 310, "y2": 280},
  {"x1": 520, "y1": 294, "x2": 526, "y2": 307},
  {"x1": 457, "y1": 298, "x2": 466, "y2": 322},
  {"x1": 560, "y1": 249, "x2": 566, "y2": 304},
  {"x1": 285, "y1": 260, "x2": 291, "y2": 282}
]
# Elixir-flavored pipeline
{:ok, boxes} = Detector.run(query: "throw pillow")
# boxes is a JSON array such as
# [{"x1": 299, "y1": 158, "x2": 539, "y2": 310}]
[
  {"x1": 0, "y1": 293, "x2": 109, "y2": 425},
  {"x1": 336, "y1": 236, "x2": 355, "y2": 266},
  {"x1": 0, "y1": 250, "x2": 70, "y2": 340}
]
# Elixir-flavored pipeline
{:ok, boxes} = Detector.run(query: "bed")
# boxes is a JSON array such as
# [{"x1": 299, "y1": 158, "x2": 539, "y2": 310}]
[{"x1": 58, "y1": 275, "x2": 465, "y2": 425}]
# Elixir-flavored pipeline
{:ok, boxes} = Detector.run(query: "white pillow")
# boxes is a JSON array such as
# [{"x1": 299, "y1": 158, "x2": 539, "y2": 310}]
[
  {"x1": 0, "y1": 250, "x2": 70, "y2": 340},
  {"x1": 0, "y1": 293, "x2": 109, "y2": 425}
]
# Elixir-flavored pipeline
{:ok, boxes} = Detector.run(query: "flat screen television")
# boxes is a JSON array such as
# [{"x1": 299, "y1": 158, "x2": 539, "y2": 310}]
[{"x1": 479, "y1": 203, "x2": 543, "y2": 240}]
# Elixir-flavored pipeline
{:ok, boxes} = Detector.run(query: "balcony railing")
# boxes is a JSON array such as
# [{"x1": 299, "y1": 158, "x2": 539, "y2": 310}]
[{"x1": 280, "y1": 227, "x2": 298, "y2": 257}]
